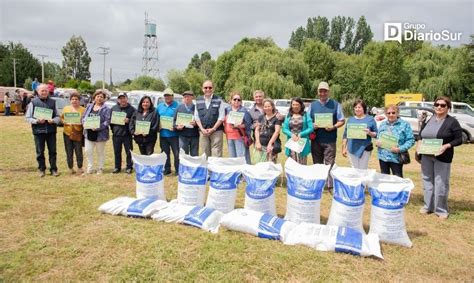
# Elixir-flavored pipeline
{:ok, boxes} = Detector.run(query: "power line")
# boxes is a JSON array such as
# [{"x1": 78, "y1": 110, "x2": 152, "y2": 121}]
[{"x1": 98, "y1": 47, "x2": 110, "y2": 89}]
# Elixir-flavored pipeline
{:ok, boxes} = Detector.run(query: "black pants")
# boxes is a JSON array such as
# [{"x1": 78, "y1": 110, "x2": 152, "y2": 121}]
[
  {"x1": 138, "y1": 141, "x2": 156, "y2": 155},
  {"x1": 63, "y1": 133, "x2": 83, "y2": 169},
  {"x1": 179, "y1": 135, "x2": 199, "y2": 156},
  {"x1": 34, "y1": 133, "x2": 57, "y2": 172},
  {"x1": 160, "y1": 136, "x2": 180, "y2": 173},
  {"x1": 113, "y1": 135, "x2": 133, "y2": 170},
  {"x1": 379, "y1": 160, "x2": 404, "y2": 178}
]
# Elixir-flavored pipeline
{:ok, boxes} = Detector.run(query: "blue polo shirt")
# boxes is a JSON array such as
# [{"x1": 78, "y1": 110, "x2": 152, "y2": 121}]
[{"x1": 157, "y1": 100, "x2": 179, "y2": 137}]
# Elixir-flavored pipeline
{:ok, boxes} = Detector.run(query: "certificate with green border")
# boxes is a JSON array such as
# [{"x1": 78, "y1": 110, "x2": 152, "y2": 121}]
[
  {"x1": 227, "y1": 111, "x2": 245, "y2": 125},
  {"x1": 33, "y1": 107, "x2": 53, "y2": 120},
  {"x1": 84, "y1": 116, "x2": 100, "y2": 129},
  {"x1": 160, "y1": 116, "x2": 174, "y2": 130},
  {"x1": 176, "y1": 113, "x2": 193, "y2": 126},
  {"x1": 347, "y1": 123, "x2": 367, "y2": 140},
  {"x1": 135, "y1": 121, "x2": 151, "y2": 135},
  {"x1": 418, "y1": 139, "x2": 443, "y2": 155},
  {"x1": 63, "y1": 112, "x2": 81, "y2": 124},
  {"x1": 111, "y1": 111, "x2": 126, "y2": 125},
  {"x1": 314, "y1": 113, "x2": 333, "y2": 128},
  {"x1": 379, "y1": 132, "x2": 399, "y2": 150}
]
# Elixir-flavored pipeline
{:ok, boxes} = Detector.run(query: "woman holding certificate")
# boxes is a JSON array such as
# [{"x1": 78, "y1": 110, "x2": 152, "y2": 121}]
[
  {"x1": 282, "y1": 97, "x2": 313, "y2": 165},
  {"x1": 254, "y1": 99, "x2": 282, "y2": 163},
  {"x1": 60, "y1": 91, "x2": 85, "y2": 175},
  {"x1": 341, "y1": 99, "x2": 377, "y2": 169},
  {"x1": 130, "y1": 96, "x2": 159, "y2": 155},
  {"x1": 418, "y1": 96, "x2": 463, "y2": 219},
  {"x1": 82, "y1": 89, "x2": 111, "y2": 175},
  {"x1": 376, "y1": 104, "x2": 415, "y2": 178},
  {"x1": 223, "y1": 92, "x2": 252, "y2": 163}
]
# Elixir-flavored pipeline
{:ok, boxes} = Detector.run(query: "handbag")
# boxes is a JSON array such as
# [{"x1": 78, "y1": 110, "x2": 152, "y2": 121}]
[
  {"x1": 272, "y1": 138, "x2": 282, "y2": 154},
  {"x1": 238, "y1": 128, "x2": 254, "y2": 147},
  {"x1": 69, "y1": 130, "x2": 83, "y2": 142},
  {"x1": 365, "y1": 143, "x2": 374, "y2": 152},
  {"x1": 87, "y1": 129, "x2": 98, "y2": 141},
  {"x1": 399, "y1": 151, "x2": 411, "y2": 164}
]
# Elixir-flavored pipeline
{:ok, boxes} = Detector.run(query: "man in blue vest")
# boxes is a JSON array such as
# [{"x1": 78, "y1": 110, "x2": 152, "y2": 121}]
[
  {"x1": 157, "y1": 88, "x2": 180, "y2": 175},
  {"x1": 194, "y1": 80, "x2": 225, "y2": 157},
  {"x1": 309, "y1": 82, "x2": 345, "y2": 190},
  {"x1": 25, "y1": 84, "x2": 61, "y2": 177}
]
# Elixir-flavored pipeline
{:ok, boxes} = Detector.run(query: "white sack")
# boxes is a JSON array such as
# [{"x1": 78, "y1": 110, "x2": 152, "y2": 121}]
[
  {"x1": 132, "y1": 152, "x2": 167, "y2": 200},
  {"x1": 98, "y1": 196, "x2": 168, "y2": 218},
  {"x1": 177, "y1": 149, "x2": 208, "y2": 206},
  {"x1": 284, "y1": 158, "x2": 330, "y2": 224}
]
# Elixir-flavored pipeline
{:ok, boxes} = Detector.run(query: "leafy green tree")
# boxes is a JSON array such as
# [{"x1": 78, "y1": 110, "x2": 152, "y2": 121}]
[
  {"x1": 61, "y1": 35, "x2": 91, "y2": 81},
  {"x1": 289, "y1": 26, "x2": 306, "y2": 50},
  {"x1": 0, "y1": 42, "x2": 41, "y2": 87},
  {"x1": 24, "y1": 77, "x2": 33, "y2": 90},
  {"x1": 185, "y1": 68, "x2": 206, "y2": 96},
  {"x1": 352, "y1": 16, "x2": 373, "y2": 54},
  {"x1": 128, "y1": 75, "x2": 165, "y2": 91},
  {"x1": 302, "y1": 40, "x2": 335, "y2": 83},
  {"x1": 188, "y1": 54, "x2": 201, "y2": 70},
  {"x1": 93, "y1": 80, "x2": 109, "y2": 90},
  {"x1": 78, "y1": 80, "x2": 94, "y2": 94},
  {"x1": 167, "y1": 69, "x2": 190, "y2": 94}
]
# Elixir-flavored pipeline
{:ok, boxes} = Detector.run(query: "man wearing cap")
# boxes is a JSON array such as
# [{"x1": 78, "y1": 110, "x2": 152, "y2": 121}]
[
  {"x1": 157, "y1": 88, "x2": 180, "y2": 175},
  {"x1": 194, "y1": 80, "x2": 225, "y2": 157},
  {"x1": 309, "y1": 81, "x2": 345, "y2": 190},
  {"x1": 174, "y1": 90, "x2": 199, "y2": 156},
  {"x1": 110, "y1": 93, "x2": 136, "y2": 174},
  {"x1": 25, "y1": 84, "x2": 61, "y2": 177}
]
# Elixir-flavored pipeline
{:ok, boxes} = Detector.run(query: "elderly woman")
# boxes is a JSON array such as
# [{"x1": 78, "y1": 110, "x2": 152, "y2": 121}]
[
  {"x1": 342, "y1": 99, "x2": 378, "y2": 169},
  {"x1": 254, "y1": 99, "x2": 282, "y2": 163},
  {"x1": 130, "y1": 95, "x2": 159, "y2": 155},
  {"x1": 82, "y1": 89, "x2": 111, "y2": 174},
  {"x1": 376, "y1": 104, "x2": 415, "y2": 177},
  {"x1": 418, "y1": 96, "x2": 463, "y2": 219},
  {"x1": 282, "y1": 97, "x2": 313, "y2": 165},
  {"x1": 223, "y1": 91, "x2": 252, "y2": 163},
  {"x1": 60, "y1": 91, "x2": 85, "y2": 175}
]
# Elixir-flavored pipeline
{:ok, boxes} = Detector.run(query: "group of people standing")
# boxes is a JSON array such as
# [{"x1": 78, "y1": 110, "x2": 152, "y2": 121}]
[{"x1": 25, "y1": 80, "x2": 463, "y2": 220}]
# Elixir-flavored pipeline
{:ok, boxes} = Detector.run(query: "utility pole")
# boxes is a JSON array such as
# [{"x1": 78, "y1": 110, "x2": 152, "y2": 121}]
[
  {"x1": 37, "y1": 54, "x2": 48, "y2": 82},
  {"x1": 98, "y1": 47, "x2": 110, "y2": 89},
  {"x1": 109, "y1": 67, "x2": 113, "y2": 90},
  {"x1": 12, "y1": 58, "x2": 17, "y2": 87}
]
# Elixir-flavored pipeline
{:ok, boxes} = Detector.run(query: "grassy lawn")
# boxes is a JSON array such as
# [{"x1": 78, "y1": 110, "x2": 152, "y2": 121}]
[{"x1": 1, "y1": 115, "x2": 473, "y2": 281}]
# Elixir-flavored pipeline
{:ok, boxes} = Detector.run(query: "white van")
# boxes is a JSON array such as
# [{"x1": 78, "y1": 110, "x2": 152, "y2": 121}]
[
  {"x1": 127, "y1": 90, "x2": 183, "y2": 109},
  {"x1": 398, "y1": 101, "x2": 474, "y2": 117}
]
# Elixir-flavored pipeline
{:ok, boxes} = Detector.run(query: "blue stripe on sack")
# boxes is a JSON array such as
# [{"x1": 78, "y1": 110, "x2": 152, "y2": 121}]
[
  {"x1": 287, "y1": 174, "x2": 325, "y2": 200},
  {"x1": 178, "y1": 164, "x2": 208, "y2": 185},
  {"x1": 135, "y1": 164, "x2": 164, "y2": 184},
  {"x1": 333, "y1": 179, "x2": 365, "y2": 207},
  {"x1": 183, "y1": 206, "x2": 215, "y2": 228},
  {"x1": 126, "y1": 198, "x2": 158, "y2": 217},
  {"x1": 335, "y1": 226, "x2": 362, "y2": 256},
  {"x1": 369, "y1": 187, "x2": 410, "y2": 210},
  {"x1": 245, "y1": 177, "x2": 277, "y2": 200},
  {"x1": 210, "y1": 171, "x2": 241, "y2": 190},
  {"x1": 257, "y1": 214, "x2": 285, "y2": 240}
]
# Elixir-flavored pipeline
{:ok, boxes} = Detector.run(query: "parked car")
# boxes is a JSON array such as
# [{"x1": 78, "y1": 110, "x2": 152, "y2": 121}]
[
  {"x1": 380, "y1": 106, "x2": 474, "y2": 143},
  {"x1": 398, "y1": 101, "x2": 474, "y2": 117},
  {"x1": 50, "y1": 96, "x2": 70, "y2": 116},
  {"x1": 242, "y1": 100, "x2": 253, "y2": 110},
  {"x1": 127, "y1": 90, "x2": 183, "y2": 109},
  {"x1": 105, "y1": 96, "x2": 118, "y2": 109},
  {"x1": 274, "y1": 99, "x2": 291, "y2": 116}
]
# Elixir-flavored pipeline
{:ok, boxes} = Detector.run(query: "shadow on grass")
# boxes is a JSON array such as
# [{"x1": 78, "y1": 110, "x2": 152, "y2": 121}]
[
  {"x1": 0, "y1": 166, "x2": 38, "y2": 173},
  {"x1": 407, "y1": 229, "x2": 428, "y2": 240},
  {"x1": 411, "y1": 190, "x2": 474, "y2": 212}
]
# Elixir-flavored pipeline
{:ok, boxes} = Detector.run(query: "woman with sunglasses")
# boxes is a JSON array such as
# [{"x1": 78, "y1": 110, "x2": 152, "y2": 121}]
[
  {"x1": 254, "y1": 99, "x2": 282, "y2": 163},
  {"x1": 223, "y1": 91, "x2": 252, "y2": 163},
  {"x1": 376, "y1": 104, "x2": 415, "y2": 177},
  {"x1": 282, "y1": 97, "x2": 313, "y2": 165},
  {"x1": 130, "y1": 96, "x2": 159, "y2": 155},
  {"x1": 418, "y1": 96, "x2": 463, "y2": 219}
]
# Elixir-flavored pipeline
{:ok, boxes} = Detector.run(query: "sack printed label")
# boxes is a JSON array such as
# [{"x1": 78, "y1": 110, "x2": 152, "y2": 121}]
[
  {"x1": 287, "y1": 174, "x2": 325, "y2": 200},
  {"x1": 183, "y1": 206, "x2": 215, "y2": 228},
  {"x1": 245, "y1": 177, "x2": 277, "y2": 199},
  {"x1": 135, "y1": 164, "x2": 164, "y2": 184},
  {"x1": 126, "y1": 198, "x2": 157, "y2": 217},
  {"x1": 335, "y1": 226, "x2": 362, "y2": 256},
  {"x1": 210, "y1": 172, "x2": 241, "y2": 190},
  {"x1": 333, "y1": 179, "x2": 365, "y2": 207},
  {"x1": 257, "y1": 214, "x2": 285, "y2": 240},
  {"x1": 369, "y1": 188, "x2": 410, "y2": 210},
  {"x1": 178, "y1": 164, "x2": 208, "y2": 185}
]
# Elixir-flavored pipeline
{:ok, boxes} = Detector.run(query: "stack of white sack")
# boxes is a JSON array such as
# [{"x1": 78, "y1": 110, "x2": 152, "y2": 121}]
[
  {"x1": 242, "y1": 162, "x2": 282, "y2": 216},
  {"x1": 283, "y1": 222, "x2": 383, "y2": 259},
  {"x1": 98, "y1": 197, "x2": 168, "y2": 218},
  {"x1": 177, "y1": 149, "x2": 208, "y2": 206},
  {"x1": 206, "y1": 156, "x2": 246, "y2": 213},
  {"x1": 151, "y1": 200, "x2": 223, "y2": 233},
  {"x1": 284, "y1": 158, "x2": 330, "y2": 224},
  {"x1": 368, "y1": 172, "x2": 414, "y2": 248},
  {"x1": 219, "y1": 208, "x2": 296, "y2": 242},
  {"x1": 131, "y1": 152, "x2": 167, "y2": 200},
  {"x1": 327, "y1": 166, "x2": 375, "y2": 233}
]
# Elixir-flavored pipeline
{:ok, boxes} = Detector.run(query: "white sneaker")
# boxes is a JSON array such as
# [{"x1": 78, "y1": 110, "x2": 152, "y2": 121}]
[{"x1": 96, "y1": 169, "x2": 103, "y2": 175}]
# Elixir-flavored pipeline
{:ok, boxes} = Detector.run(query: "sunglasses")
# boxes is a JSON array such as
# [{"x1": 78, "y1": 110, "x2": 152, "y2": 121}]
[
  {"x1": 434, "y1": 103, "x2": 447, "y2": 108},
  {"x1": 203, "y1": 86, "x2": 213, "y2": 90},
  {"x1": 233, "y1": 98, "x2": 241, "y2": 101},
  {"x1": 386, "y1": 112, "x2": 397, "y2": 115}
]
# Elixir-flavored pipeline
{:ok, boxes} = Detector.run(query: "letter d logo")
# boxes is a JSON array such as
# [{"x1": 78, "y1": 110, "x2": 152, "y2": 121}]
[{"x1": 384, "y1": 23, "x2": 402, "y2": 43}]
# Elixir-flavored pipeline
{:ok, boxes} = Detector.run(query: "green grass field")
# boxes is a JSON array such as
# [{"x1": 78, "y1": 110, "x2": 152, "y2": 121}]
[{"x1": 1, "y1": 115, "x2": 473, "y2": 281}]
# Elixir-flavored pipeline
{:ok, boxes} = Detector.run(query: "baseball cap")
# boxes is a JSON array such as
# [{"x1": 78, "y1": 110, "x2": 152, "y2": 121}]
[
  {"x1": 163, "y1": 88, "x2": 174, "y2": 96},
  {"x1": 117, "y1": 93, "x2": 127, "y2": 98},
  {"x1": 317, "y1": 81, "x2": 330, "y2": 91}
]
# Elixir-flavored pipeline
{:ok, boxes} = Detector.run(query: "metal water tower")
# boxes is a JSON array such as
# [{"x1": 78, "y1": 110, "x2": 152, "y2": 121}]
[{"x1": 142, "y1": 12, "x2": 159, "y2": 77}]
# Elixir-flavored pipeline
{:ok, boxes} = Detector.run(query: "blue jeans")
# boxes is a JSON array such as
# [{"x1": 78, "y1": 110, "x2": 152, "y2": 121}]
[
  {"x1": 5, "y1": 107, "x2": 10, "y2": 116},
  {"x1": 227, "y1": 138, "x2": 246, "y2": 160},
  {"x1": 179, "y1": 135, "x2": 199, "y2": 156},
  {"x1": 34, "y1": 133, "x2": 57, "y2": 172}
]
